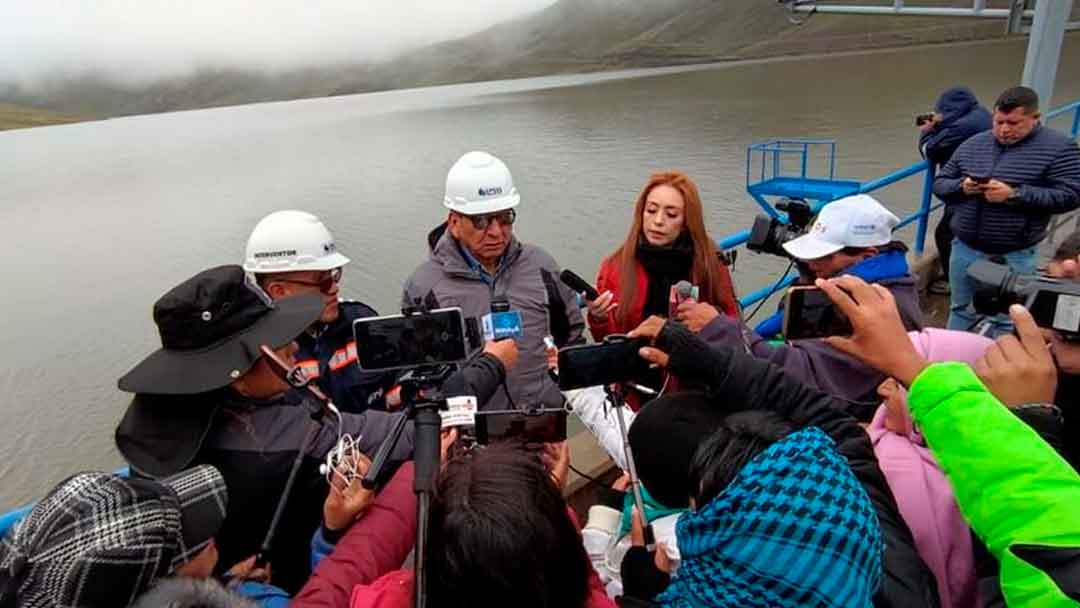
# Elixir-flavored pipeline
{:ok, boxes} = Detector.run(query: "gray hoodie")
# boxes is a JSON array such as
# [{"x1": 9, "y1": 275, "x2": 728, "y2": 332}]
[{"x1": 403, "y1": 231, "x2": 585, "y2": 411}]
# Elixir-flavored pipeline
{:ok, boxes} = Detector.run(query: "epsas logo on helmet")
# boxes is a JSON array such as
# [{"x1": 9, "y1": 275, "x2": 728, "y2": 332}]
[{"x1": 478, "y1": 186, "x2": 504, "y2": 197}]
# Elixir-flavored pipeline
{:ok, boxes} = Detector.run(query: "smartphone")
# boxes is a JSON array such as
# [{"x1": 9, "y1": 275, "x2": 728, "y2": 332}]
[
  {"x1": 782, "y1": 286, "x2": 853, "y2": 340},
  {"x1": 474, "y1": 409, "x2": 568, "y2": 444},
  {"x1": 352, "y1": 307, "x2": 467, "y2": 371},
  {"x1": 968, "y1": 174, "x2": 991, "y2": 185},
  {"x1": 557, "y1": 335, "x2": 651, "y2": 390}
]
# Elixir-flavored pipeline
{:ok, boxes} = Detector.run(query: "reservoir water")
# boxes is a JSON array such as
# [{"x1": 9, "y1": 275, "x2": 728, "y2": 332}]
[{"x1": 2, "y1": 37, "x2": 1078, "y2": 509}]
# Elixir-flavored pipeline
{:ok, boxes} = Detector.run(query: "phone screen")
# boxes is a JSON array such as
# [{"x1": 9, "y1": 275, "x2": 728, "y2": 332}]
[
  {"x1": 557, "y1": 338, "x2": 650, "y2": 390},
  {"x1": 783, "y1": 287, "x2": 853, "y2": 341},
  {"x1": 352, "y1": 308, "x2": 467, "y2": 371}
]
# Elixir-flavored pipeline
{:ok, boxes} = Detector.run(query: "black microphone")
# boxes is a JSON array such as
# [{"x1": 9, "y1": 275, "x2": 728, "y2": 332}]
[{"x1": 560, "y1": 269, "x2": 600, "y2": 301}]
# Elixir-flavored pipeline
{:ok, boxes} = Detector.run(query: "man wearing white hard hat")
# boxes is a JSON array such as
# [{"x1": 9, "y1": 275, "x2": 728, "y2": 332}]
[
  {"x1": 242, "y1": 210, "x2": 399, "y2": 413},
  {"x1": 403, "y1": 151, "x2": 586, "y2": 413},
  {"x1": 695, "y1": 194, "x2": 924, "y2": 421}
]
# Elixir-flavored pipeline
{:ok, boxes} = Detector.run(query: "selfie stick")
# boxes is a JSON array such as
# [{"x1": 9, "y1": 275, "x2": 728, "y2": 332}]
[
  {"x1": 604, "y1": 384, "x2": 655, "y2": 551},
  {"x1": 255, "y1": 345, "x2": 340, "y2": 569}
]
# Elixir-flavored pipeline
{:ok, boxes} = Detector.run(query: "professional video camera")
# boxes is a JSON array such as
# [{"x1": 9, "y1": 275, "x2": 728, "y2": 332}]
[
  {"x1": 968, "y1": 260, "x2": 1080, "y2": 340},
  {"x1": 746, "y1": 197, "x2": 815, "y2": 257}
]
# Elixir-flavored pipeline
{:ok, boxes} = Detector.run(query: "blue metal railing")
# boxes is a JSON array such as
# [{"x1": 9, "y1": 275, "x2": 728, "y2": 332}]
[{"x1": 727, "y1": 98, "x2": 1080, "y2": 309}]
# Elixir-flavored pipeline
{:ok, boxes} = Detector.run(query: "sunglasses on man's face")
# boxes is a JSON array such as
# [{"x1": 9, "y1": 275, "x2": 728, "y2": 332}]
[
  {"x1": 274, "y1": 267, "x2": 342, "y2": 293},
  {"x1": 465, "y1": 209, "x2": 516, "y2": 231}
]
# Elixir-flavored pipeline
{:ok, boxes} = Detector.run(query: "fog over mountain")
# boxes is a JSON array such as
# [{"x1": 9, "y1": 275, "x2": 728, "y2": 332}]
[{"x1": 0, "y1": 1, "x2": 556, "y2": 86}]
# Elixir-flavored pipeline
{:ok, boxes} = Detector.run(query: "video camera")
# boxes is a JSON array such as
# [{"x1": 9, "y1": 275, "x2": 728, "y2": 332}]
[
  {"x1": 746, "y1": 198, "x2": 815, "y2": 258},
  {"x1": 968, "y1": 260, "x2": 1080, "y2": 340}
]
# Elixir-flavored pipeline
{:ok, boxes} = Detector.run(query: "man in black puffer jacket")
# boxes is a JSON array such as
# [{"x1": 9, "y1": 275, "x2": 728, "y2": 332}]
[
  {"x1": 934, "y1": 86, "x2": 1080, "y2": 333},
  {"x1": 917, "y1": 86, "x2": 992, "y2": 285}
]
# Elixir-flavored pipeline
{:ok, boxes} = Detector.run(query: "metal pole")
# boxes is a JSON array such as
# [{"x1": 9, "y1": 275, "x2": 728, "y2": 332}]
[
  {"x1": 1022, "y1": 0, "x2": 1070, "y2": 106},
  {"x1": 973, "y1": 0, "x2": 986, "y2": 12},
  {"x1": 1007, "y1": 0, "x2": 1028, "y2": 34},
  {"x1": 915, "y1": 163, "x2": 936, "y2": 257},
  {"x1": 1072, "y1": 105, "x2": 1080, "y2": 138}
]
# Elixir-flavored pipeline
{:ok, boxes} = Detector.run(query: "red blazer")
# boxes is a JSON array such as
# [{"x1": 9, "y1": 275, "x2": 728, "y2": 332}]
[{"x1": 588, "y1": 256, "x2": 738, "y2": 341}]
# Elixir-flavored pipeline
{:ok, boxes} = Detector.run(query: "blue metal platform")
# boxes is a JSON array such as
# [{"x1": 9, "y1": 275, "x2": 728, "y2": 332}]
[{"x1": 748, "y1": 176, "x2": 861, "y2": 207}]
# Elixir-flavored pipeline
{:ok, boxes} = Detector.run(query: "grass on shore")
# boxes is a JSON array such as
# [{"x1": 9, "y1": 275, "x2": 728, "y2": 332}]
[{"x1": 0, "y1": 103, "x2": 86, "y2": 132}]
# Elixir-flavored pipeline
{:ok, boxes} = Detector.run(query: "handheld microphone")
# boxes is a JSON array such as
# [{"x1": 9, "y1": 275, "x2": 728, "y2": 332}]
[
  {"x1": 560, "y1": 269, "x2": 601, "y2": 301},
  {"x1": 669, "y1": 280, "x2": 699, "y2": 317},
  {"x1": 483, "y1": 297, "x2": 524, "y2": 342}
]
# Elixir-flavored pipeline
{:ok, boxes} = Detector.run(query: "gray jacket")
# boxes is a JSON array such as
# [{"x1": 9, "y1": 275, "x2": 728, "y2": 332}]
[{"x1": 403, "y1": 231, "x2": 586, "y2": 411}]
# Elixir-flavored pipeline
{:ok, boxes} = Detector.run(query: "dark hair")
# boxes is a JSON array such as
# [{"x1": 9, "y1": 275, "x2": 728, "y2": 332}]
[
  {"x1": 687, "y1": 411, "x2": 795, "y2": 507},
  {"x1": 427, "y1": 443, "x2": 591, "y2": 608},
  {"x1": 995, "y1": 86, "x2": 1039, "y2": 114},
  {"x1": 838, "y1": 240, "x2": 908, "y2": 257},
  {"x1": 1054, "y1": 231, "x2": 1080, "y2": 263}
]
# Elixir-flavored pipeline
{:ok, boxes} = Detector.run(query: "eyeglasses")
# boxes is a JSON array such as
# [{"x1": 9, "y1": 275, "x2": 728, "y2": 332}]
[
  {"x1": 273, "y1": 267, "x2": 342, "y2": 293},
  {"x1": 465, "y1": 209, "x2": 516, "y2": 231}
]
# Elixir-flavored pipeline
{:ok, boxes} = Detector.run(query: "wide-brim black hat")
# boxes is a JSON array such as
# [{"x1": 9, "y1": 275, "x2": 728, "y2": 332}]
[{"x1": 118, "y1": 265, "x2": 323, "y2": 395}]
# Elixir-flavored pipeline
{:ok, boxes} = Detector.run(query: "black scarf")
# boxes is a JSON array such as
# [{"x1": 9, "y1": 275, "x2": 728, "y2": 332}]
[{"x1": 636, "y1": 234, "x2": 694, "y2": 319}]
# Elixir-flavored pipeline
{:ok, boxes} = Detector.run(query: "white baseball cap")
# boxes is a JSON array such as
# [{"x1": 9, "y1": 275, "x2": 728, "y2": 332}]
[{"x1": 782, "y1": 194, "x2": 899, "y2": 261}]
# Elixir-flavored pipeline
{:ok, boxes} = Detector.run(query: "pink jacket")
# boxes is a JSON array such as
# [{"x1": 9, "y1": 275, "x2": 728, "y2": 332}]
[
  {"x1": 293, "y1": 462, "x2": 616, "y2": 608},
  {"x1": 867, "y1": 328, "x2": 992, "y2": 608}
]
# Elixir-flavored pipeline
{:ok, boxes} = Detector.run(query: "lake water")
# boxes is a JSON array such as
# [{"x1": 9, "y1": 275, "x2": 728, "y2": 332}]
[{"x1": 2, "y1": 37, "x2": 1078, "y2": 509}]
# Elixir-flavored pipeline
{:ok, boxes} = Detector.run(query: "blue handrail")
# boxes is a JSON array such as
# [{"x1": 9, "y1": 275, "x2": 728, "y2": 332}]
[{"x1": 727, "y1": 98, "x2": 1080, "y2": 309}]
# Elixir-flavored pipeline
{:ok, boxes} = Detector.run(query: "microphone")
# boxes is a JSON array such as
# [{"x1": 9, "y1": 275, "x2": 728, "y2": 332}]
[
  {"x1": 560, "y1": 269, "x2": 600, "y2": 301},
  {"x1": 483, "y1": 297, "x2": 524, "y2": 342},
  {"x1": 669, "y1": 280, "x2": 699, "y2": 317}
]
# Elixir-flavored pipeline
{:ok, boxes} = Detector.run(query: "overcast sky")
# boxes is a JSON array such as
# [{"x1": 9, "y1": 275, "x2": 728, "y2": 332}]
[{"x1": 0, "y1": 1, "x2": 557, "y2": 85}]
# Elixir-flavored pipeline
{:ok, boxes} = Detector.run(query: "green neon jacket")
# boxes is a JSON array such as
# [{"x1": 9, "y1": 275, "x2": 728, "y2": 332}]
[{"x1": 908, "y1": 362, "x2": 1080, "y2": 607}]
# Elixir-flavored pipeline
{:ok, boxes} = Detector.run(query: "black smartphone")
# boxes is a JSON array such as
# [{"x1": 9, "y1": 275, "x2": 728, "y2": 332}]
[
  {"x1": 474, "y1": 409, "x2": 568, "y2": 444},
  {"x1": 782, "y1": 286, "x2": 853, "y2": 340},
  {"x1": 352, "y1": 307, "x2": 467, "y2": 371},
  {"x1": 968, "y1": 174, "x2": 991, "y2": 184},
  {"x1": 557, "y1": 335, "x2": 651, "y2": 390}
]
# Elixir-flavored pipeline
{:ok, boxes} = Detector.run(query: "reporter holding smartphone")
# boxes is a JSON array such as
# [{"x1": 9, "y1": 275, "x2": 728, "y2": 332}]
[
  {"x1": 114, "y1": 266, "x2": 518, "y2": 594},
  {"x1": 916, "y1": 87, "x2": 992, "y2": 291},
  {"x1": 696, "y1": 195, "x2": 921, "y2": 421},
  {"x1": 933, "y1": 86, "x2": 1080, "y2": 333},
  {"x1": 816, "y1": 275, "x2": 1080, "y2": 607}
]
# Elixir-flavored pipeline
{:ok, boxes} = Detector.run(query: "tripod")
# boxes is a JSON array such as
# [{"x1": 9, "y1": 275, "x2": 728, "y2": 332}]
[
  {"x1": 605, "y1": 383, "x2": 655, "y2": 551},
  {"x1": 361, "y1": 364, "x2": 455, "y2": 608}
]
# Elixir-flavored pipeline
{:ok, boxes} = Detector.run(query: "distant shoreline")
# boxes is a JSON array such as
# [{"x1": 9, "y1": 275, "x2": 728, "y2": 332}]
[{"x1": 0, "y1": 33, "x2": 1066, "y2": 134}]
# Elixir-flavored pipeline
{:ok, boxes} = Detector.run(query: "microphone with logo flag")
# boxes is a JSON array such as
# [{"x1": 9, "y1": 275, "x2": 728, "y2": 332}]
[
  {"x1": 669, "y1": 280, "x2": 699, "y2": 318},
  {"x1": 483, "y1": 297, "x2": 524, "y2": 342}
]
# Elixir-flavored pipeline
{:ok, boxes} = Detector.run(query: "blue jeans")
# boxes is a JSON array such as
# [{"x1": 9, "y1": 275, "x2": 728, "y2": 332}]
[{"x1": 947, "y1": 238, "x2": 1038, "y2": 334}]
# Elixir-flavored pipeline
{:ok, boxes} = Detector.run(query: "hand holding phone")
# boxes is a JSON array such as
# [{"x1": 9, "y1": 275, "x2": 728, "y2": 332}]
[{"x1": 782, "y1": 286, "x2": 853, "y2": 341}]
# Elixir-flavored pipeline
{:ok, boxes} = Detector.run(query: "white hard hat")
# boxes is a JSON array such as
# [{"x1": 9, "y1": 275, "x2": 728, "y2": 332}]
[
  {"x1": 443, "y1": 151, "x2": 521, "y2": 215},
  {"x1": 243, "y1": 210, "x2": 351, "y2": 273},
  {"x1": 782, "y1": 194, "x2": 899, "y2": 261}
]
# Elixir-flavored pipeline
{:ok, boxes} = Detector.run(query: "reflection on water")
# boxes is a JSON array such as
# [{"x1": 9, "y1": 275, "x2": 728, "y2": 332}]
[{"x1": 1, "y1": 37, "x2": 1078, "y2": 508}]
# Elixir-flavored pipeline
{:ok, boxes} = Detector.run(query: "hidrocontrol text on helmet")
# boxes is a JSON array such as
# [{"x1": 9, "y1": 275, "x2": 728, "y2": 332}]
[{"x1": 243, "y1": 210, "x2": 351, "y2": 273}]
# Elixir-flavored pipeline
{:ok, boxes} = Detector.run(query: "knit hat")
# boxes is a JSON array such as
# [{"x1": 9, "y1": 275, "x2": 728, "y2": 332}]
[
  {"x1": 629, "y1": 391, "x2": 728, "y2": 509},
  {"x1": 659, "y1": 427, "x2": 882, "y2": 608},
  {"x1": 0, "y1": 466, "x2": 228, "y2": 608}
]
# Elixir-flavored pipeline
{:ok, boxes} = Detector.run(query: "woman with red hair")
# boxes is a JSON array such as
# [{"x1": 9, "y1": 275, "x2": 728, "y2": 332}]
[{"x1": 587, "y1": 172, "x2": 738, "y2": 399}]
